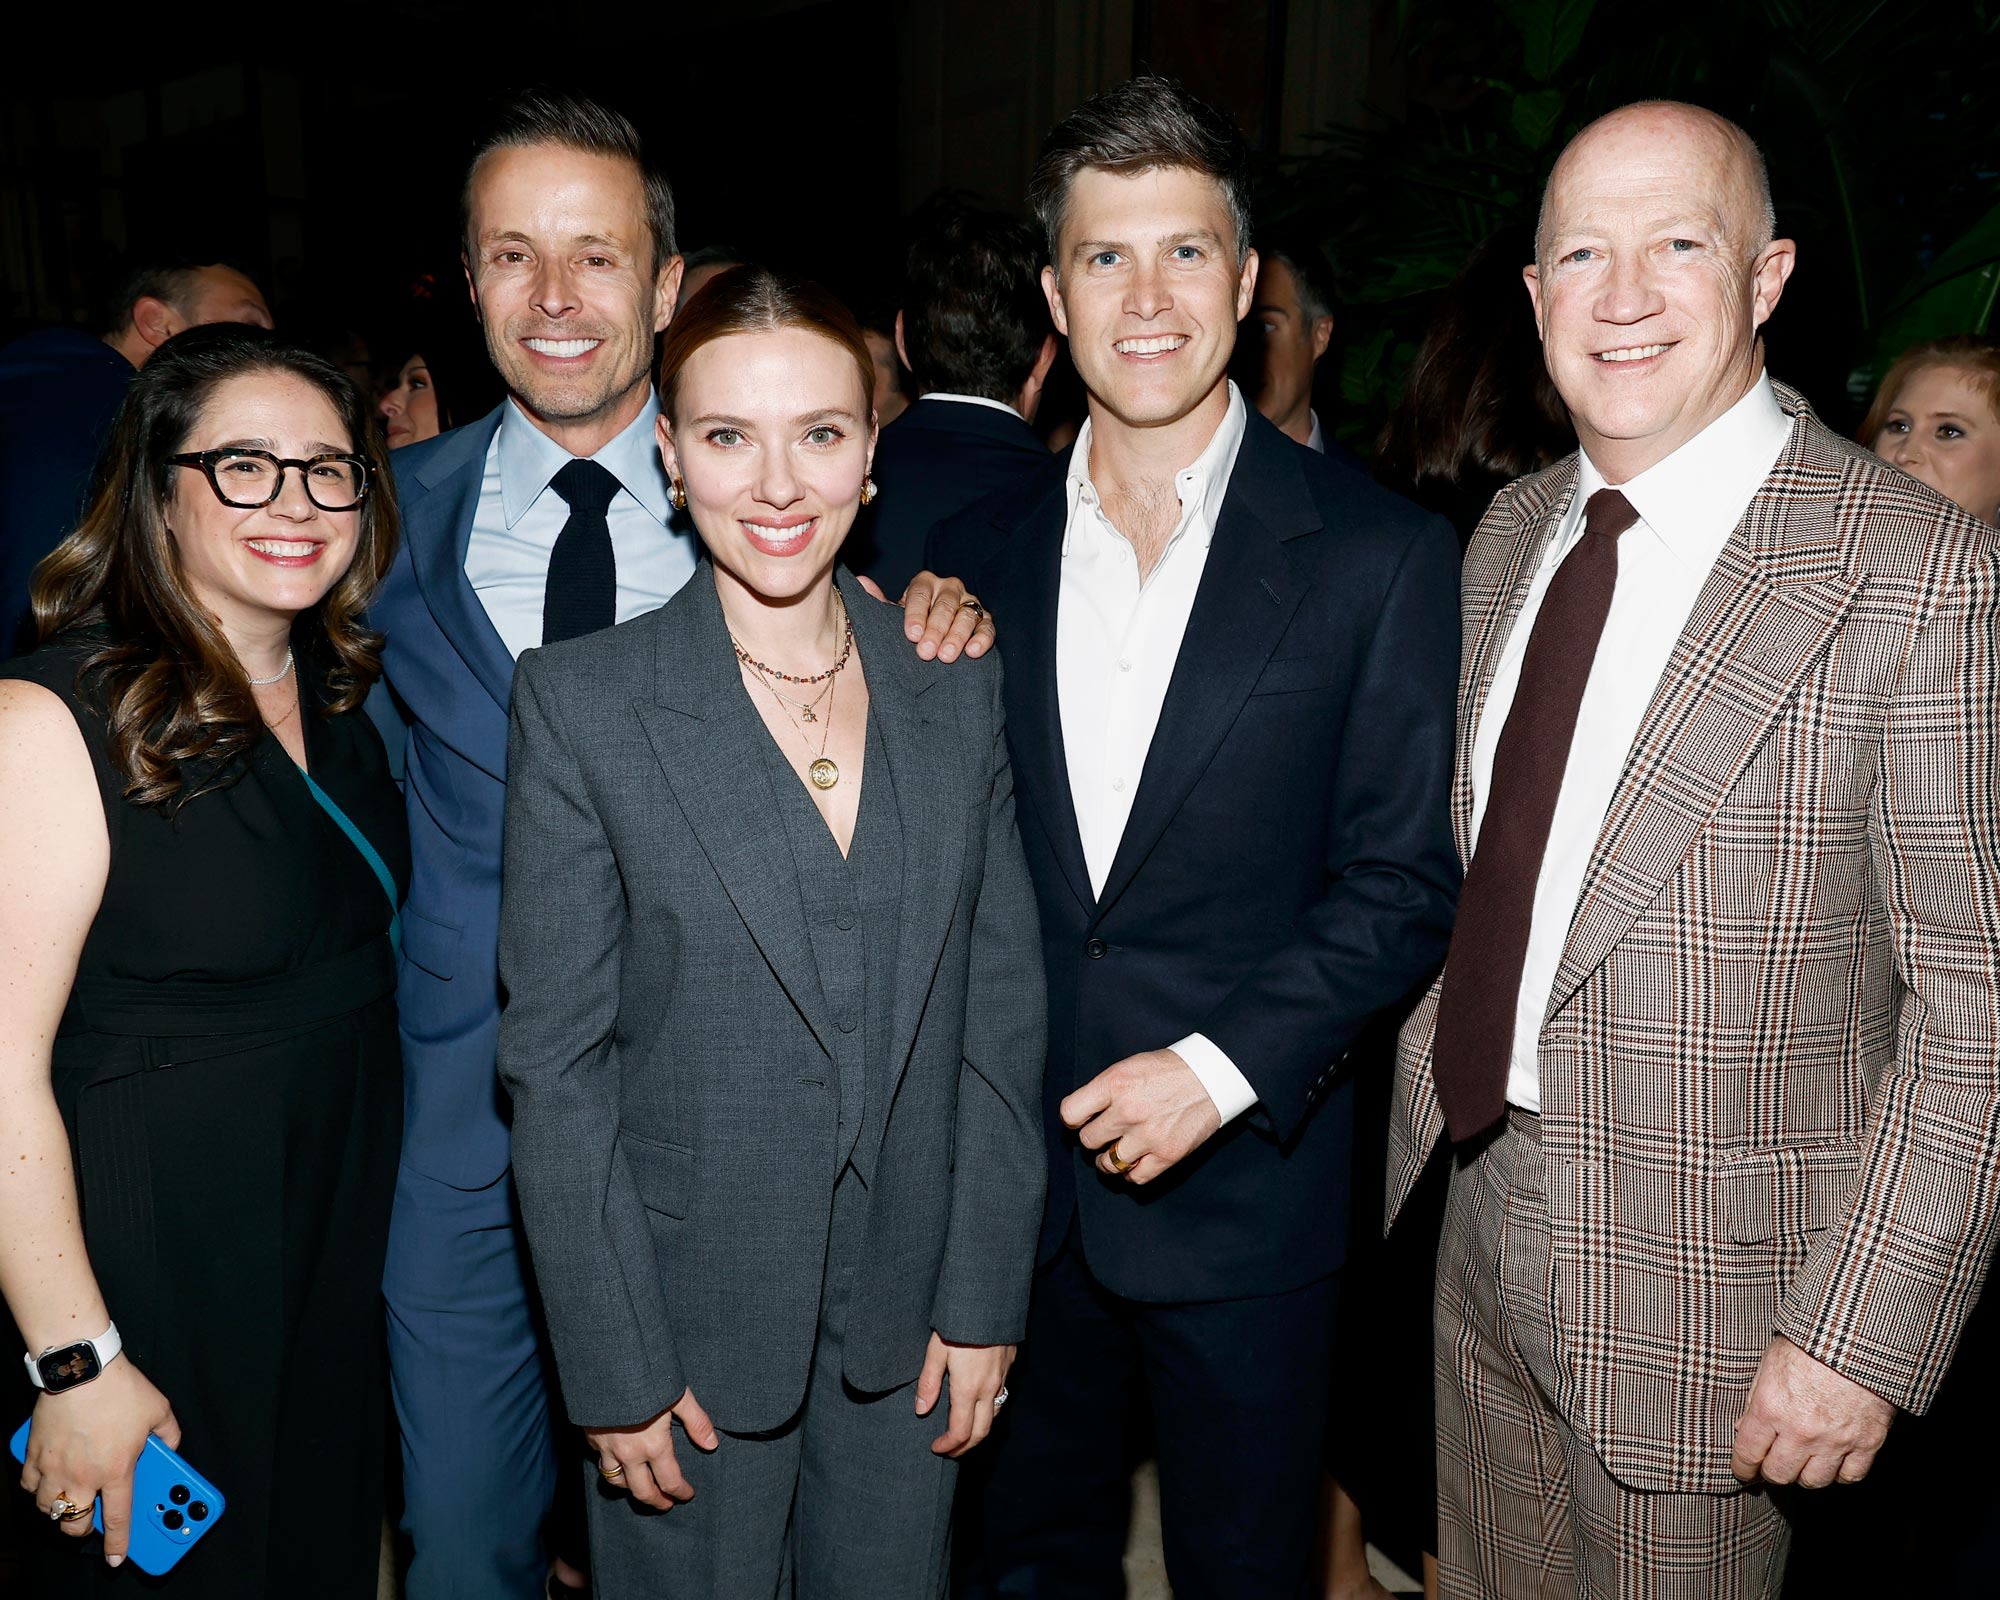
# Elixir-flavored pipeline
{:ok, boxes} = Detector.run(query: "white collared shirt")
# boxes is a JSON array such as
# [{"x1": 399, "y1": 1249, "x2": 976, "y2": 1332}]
[
  {"x1": 1470, "y1": 374, "x2": 1793, "y2": 1112},
  {"x1": 918, "y1": 391, "x2": 1026, "y2": 422},
  {"x1": 465, "y1": 390, "x2": 700, "y2": 660},
  {"x1": 1057, "y1": 381, "x2": 1258, "y2": 1123},
  {"x1": 1305, "y1": 410, "x2": 1325, "y2": 454}
]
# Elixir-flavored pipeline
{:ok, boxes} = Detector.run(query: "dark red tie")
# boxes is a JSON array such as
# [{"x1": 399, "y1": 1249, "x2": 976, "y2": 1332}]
[{"x1": 1431, "y1": 487, "x2": 1640, "y2": 1142}]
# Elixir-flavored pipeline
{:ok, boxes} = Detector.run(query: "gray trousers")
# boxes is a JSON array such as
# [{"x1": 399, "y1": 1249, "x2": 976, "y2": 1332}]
[
  {"x1": 587, "y1": 1166, "x2": 957, "y2": 1599},
  {"x1": 1435, "y1": 1109, "x2": 1792, "y2": 1600}
]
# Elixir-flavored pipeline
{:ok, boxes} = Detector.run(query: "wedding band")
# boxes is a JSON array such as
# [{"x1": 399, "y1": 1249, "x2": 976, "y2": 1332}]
[
  {"x1": 59, "y1": 1500, "x2": 92, "y2": 1524},
  {"x1": 1106, "y1": 1141, "x2": 1137, "y2": 1174},
  {"x1": 993, "y1": 1386, "x2": 1010, "y2": 1412},
  {"x1": 598, "y1": 1461, "x2": 626, "y2": 1481},
  {"x1": 960, "y1": 599, "x2": 986, "y2": 618}
]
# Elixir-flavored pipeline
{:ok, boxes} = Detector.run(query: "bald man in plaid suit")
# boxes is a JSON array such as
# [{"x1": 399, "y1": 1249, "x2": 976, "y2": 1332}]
[{"x1": 1391, "y1": 102, "x2": 2000, "y2": 1597}]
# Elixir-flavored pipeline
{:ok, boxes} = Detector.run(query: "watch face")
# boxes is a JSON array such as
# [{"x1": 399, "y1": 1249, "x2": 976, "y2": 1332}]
[{"x1": 37, "y1": 1343, "x2": 101, "y2": 1393}]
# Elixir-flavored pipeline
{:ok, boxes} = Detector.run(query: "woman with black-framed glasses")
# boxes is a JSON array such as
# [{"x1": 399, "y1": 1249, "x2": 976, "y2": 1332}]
[{"x1": 0, "y1": 323, "x2": 407, "y2": 1598}]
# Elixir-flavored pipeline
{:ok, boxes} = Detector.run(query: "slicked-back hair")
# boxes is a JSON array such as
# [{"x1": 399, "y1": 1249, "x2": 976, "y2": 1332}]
[
  {"x1": 1029, "y1": 75, "x2": 1253, "y2": 274},
  {"x1": 902, "y1": 203, "x2": 1053, "y2": 404},
  {"x1": 1256, "y1": 233, "x2": 1337, "y2": 325},
  {"x1": 656, "y1": 265, "x2": 875, "y2": 427},
  {"x1": 461, "y1": 89, "x2": 677, "y2": 272}
]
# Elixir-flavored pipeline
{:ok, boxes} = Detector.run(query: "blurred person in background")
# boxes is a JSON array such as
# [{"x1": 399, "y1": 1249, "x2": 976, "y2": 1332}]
[
  {"x1": 1241, "y1": 232, "x2": 1363, "y2": 471},
  {"x1": 849, "y1": 200, "x2": 1061, "y2": 595},
  {"x1": 1375, "y1": 227, "x2": 1574, "y2": 544},
  {"x1": 376, "y1": 293, "x2": 507, "y2": 450},
  {"x1": 675, "y1": 244, "x2": 745, "y2": 313},
  {"x1": 1859, "y1": 334, "x2": 2000, "y2": 525},
  {"x1": 0, "y1": 258, "x2": 272, "y2": 650},
  {"x1": 1, "y1": 325, "x2": 403, "y2": 1598},
  {"x1": 858, "y1": 295, "x2": 912, "y2": 429}
]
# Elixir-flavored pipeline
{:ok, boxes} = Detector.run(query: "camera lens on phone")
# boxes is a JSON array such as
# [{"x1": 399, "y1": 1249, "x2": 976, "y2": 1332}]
[
  {"x1": 169, "y1": 1485, "x2": 190, "y2": 1505},
  {"x1": 162, "y1": 1510, "x2": 184, "y2": 1531},
  {"x1": 188, "y1": 1502, "x2": 209, "y2": 1522}
]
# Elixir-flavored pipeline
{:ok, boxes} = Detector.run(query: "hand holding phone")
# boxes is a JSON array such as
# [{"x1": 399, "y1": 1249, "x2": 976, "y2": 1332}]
[{"x1": 11, "y1": 1416, "x2": 226, "y2": 1575}]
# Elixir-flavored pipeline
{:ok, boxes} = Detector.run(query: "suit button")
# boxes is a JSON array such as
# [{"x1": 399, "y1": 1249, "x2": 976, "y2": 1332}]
[
  {"x1": 837, "y1": 1014, "x2": 858, "y2": 1033},
  {"x1": 1085, "y1": 938, "x2": 1108, "y2": 960},
  {"x1": 835, "y1": 912, "x2": 855, "y2": 930}
]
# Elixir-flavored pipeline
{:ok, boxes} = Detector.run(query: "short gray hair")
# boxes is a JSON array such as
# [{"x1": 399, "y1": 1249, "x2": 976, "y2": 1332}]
[
  {"x1": 1028, "y1": 76, "x2": 1253, "y2": 274},
  {"x1": 461, "y1": 89, "x2": 678, "y2": 272}
]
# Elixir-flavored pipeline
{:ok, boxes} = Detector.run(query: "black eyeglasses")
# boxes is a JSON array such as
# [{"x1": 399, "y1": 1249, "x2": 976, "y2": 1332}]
[{"x1": 167, "y1": 448, "x2": 372, "y2": 512}]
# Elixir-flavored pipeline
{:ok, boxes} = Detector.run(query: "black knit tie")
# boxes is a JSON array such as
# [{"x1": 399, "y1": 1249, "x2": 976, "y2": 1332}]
[{"x1": 542, "y1": 458, "x2": 621, "y2": 645}]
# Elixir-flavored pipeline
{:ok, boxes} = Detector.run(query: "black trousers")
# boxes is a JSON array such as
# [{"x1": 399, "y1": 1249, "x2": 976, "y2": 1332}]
[{"x1": 975, "y1": 1231, "x2": 1340, "y2": 1599}]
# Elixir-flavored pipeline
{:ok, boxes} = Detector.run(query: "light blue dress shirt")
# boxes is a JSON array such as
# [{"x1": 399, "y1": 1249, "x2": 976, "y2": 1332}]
[{"x1": 464, "y1": 390, "x2": 700, "y2": 659}]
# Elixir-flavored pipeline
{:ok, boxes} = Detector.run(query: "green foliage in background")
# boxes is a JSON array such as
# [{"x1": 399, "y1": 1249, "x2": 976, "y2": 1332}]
[{"x1": 1265, "y1": 0, "x2": 2000, "y2": 448}]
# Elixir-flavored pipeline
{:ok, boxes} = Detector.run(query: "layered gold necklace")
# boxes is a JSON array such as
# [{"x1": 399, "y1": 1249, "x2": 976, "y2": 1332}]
[{"x1": 732, "y1": 595, "x2": 854, "y2": 790}]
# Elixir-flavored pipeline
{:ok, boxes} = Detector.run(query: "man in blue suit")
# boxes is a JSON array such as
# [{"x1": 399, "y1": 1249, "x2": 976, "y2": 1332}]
[{"x1": 373, "y1": 90, "x2": 998, "y2": 1598}]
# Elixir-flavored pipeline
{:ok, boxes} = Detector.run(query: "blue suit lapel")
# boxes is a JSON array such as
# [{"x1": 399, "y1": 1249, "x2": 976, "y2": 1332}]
[{"x1": 404, "y1": 408, "x2": 518, "y2": 711}]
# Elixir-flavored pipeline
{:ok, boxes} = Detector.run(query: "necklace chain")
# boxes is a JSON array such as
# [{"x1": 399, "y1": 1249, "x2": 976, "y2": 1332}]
[
  {"x1": 731, "y1": 601, "x2": 853, "y2": 685},
  {"x1": 733, "y1": 597, "x2": 849, "y2": 789},
  {"x1": 247, "y1": 647, "x2": 295, "y2": 688}
]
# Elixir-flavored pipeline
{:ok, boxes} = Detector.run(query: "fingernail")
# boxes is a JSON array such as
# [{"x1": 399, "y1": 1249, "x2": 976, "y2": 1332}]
[{"x1": 107, "y1": 1556, "x2": 123, "y2": 1568}]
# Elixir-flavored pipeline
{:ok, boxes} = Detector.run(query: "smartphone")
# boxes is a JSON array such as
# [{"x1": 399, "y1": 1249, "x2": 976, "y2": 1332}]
[{"x1": 11, "y1": 1415, "x2": 226, "y2": 1576}]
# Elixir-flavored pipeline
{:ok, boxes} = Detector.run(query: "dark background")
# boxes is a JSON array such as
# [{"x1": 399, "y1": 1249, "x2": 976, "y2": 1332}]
[{"x1": 3, "y1": 1, "x2": 1995, "y2": 446}]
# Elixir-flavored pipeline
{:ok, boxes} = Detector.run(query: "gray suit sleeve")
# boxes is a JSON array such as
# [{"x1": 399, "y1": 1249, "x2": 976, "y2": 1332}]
[
  {"x1": 498, "y1": 652, "x2": 686, "y2": 1427},
  {"x1": 930, "y1": 654, "x2": 1049, "y2": 1345}
]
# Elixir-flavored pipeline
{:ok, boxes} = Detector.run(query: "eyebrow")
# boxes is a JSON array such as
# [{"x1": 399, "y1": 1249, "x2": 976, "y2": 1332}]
[
  {"x1": 687, "y1": 409, "x2": 861, "y2": 428},
  {"x1": 1069, "y1": 227, "x2": 1226, "y2": 263},
  {"x1": 209, "y1": 437, "x2": 353, "y2": 455}
]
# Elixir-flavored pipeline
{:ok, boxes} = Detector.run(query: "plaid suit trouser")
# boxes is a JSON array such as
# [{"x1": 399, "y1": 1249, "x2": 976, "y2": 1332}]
[{"x1": 1434, "y1": 1110, "x2": 1793, "y2": 1599}]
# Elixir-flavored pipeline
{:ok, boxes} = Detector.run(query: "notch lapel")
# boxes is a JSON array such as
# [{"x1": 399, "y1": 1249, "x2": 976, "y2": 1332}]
[
  {"x1": 843, "y1": 573, "x2": 969, "y2": 1115},
  {"x1": 405, "y1": 410, "x2": 518, "y2": 710},
  {"x1": 1452, "y1": 462, "x2": 1578, "y2": 864},
  {"x1": 992, "y1": 485, "x2": 1096, "y2": 918},
  {"x1": 629, "y1": 571, "x2": 837, "y2": 1058},
  {"x1": 1090, "y1": 421, "x2": 1310, "y2": 921},
  {"x1": 1543, "y1": 409, "x2": 1862, "y2": 1022}
]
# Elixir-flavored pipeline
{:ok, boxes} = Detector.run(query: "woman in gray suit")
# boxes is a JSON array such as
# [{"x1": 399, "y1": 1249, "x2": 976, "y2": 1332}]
[{"x1": 496, "y1": 266, "x2": 1047, "y2": 1599}]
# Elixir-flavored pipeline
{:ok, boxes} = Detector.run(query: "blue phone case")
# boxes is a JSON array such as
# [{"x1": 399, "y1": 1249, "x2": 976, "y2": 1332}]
[{"x1": 11, "y1": 1416, "x2": 226, "y2": 1575}]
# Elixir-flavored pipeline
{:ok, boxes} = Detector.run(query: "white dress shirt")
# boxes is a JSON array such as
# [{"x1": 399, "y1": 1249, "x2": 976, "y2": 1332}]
[
  {"x1": 1469, "y1": 375, "x2": 1793, "y2": 1112},
  {"x1": 1057, "y1": 382, "x2": 1259, "y2": 1123},
  {"x1": 1305, "y1": 410, "x2": 1325, "y2": 454},
  {"x1": 465, "y1": 391, "x2": 700, "y2": 660}
]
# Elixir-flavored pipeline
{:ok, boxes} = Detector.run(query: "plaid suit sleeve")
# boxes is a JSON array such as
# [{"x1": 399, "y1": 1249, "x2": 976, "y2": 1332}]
[{"x1": 1776, "y1": 550, "x2": 2000, "y2": 1413}]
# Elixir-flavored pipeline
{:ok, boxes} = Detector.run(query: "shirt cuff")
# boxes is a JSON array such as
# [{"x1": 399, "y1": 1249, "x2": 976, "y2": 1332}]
[{"x1": 1170, "y1": 1033, "x2": 1259, "y2": 1125}]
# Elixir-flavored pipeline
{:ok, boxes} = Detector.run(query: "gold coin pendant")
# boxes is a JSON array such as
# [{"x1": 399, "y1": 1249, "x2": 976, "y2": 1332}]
[{"x1": 809, "y1": 758, "x2": 840, "y2": 790}]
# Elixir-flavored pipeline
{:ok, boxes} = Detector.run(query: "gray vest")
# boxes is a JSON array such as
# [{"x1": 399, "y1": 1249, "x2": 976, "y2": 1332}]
[{"x1": 762, "y1": 711, "x2": 904, "y2": 1185}]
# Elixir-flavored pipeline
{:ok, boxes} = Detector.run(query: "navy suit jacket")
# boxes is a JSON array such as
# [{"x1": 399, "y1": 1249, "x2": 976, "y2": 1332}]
[
  {"x1": 371, "y1": 407, "x2": 519, "y2": 1188},
  {"x1": 853, "y1": 397, "x2": 1062, "y2": 598},
  {"x1": 928, "y1": 410, "x2": 1460, "y2": 1302}
]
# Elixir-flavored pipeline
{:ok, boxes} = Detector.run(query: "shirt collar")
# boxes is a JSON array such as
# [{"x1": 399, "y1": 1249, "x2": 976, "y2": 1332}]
[
  {"x1": 498, "y1": 387, "x2": 672, "y2": 529},
  {"x1": 919, "y1": 391, "x2": 1025, "y2": 421},
  {"x1": 1575, "y1": 373, "x2": 1792, "y2": 568},
  {"x1": 1305, "y1": 410, "x2": 1325, "y2": 454},
  {"x1": 1062, "y1": 381, "x2": 1249, "y2": 555}
]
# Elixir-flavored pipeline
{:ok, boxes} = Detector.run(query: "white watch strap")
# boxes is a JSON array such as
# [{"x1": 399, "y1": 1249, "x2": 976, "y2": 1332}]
[{"x1": 22, "y1": 1321, "x2": 120, "y2": 1389}]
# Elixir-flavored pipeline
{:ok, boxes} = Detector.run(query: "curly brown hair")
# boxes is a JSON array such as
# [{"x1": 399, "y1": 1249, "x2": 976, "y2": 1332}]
[{"x1": 29, "y1": 324, "x2": 400, "y2": 811}]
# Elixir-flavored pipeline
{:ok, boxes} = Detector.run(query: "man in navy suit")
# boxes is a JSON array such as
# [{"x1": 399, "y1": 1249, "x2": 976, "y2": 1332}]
[
  {"x1": 930, "y1": 78, "x2": 1460, "y2": 1597},
  {"x1": 372, "y1": 90, "x2": 997, "y2": 1598},
  {"x1": 850, "y1": 204, "x2": 1062, "y2": 597}
]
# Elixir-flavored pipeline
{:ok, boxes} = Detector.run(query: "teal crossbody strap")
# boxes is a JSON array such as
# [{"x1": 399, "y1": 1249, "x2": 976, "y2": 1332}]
[{"x1": 299, "y1": 770, "x2": 402, "y2": 959}]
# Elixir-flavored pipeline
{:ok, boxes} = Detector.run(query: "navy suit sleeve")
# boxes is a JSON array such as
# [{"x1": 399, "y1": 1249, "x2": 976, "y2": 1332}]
[{"x1": 1200, "y1": 516, "x2": 1462, "y2": 1140}]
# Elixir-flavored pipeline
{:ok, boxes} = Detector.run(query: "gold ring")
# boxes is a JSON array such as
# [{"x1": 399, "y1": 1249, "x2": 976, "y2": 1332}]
[
  {"x1": 48, "y1": 1495, "x2": 88, "y2": 1523},
  {"x1": 960, "y1": 599, "x2": 986, "y2": 618},
  {"x1": 1106, "y1": 1141, "x2": 1137, "y2": 1175},
  {"x1": 598, "y1": 1461, "x2": 626, "y2": 1481},
  {"x1": 60, "y1": 1501, "x2": 93, "y2": 1524}
]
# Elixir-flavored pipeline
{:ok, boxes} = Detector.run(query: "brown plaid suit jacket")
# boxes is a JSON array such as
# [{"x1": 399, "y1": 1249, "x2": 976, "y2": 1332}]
[{"x1": 1391, "y1": 383, "x2": 2000, "y2": 1495}]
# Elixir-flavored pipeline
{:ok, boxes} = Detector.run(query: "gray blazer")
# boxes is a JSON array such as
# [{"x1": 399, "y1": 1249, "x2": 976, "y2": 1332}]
[{"x1": 497, "y1": 565, "x2": 1048, "y2": 1434}]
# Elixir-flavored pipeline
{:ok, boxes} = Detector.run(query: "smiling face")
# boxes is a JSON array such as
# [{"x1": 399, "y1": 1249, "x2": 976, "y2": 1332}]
[
  {"x1": 464, "y1": 142, "x2": 680, "y2": 451},
  {"x1": 1872, "y1": 362, "x2": 2000, "y2": 525},
  {"x1": 658, "y1": 326, "x2": 876, "y2": 606},
  {"x1": 1042, "y1": 165, "x2": 1257, "y2": 440},
  {"x1": 378, "y1": 354, "x2": 440, "y2": 448},
  {"x1": 1527, "y1": 106, "x2": 1796, "y2": 483},
  {"x1": 165, "y1": 370, "x2": 362, "y2": 637}
]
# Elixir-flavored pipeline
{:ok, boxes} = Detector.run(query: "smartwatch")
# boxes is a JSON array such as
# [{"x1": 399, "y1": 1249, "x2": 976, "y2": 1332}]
[{"x1": 23, "y1": 1322, "x2": 122, "y2": 1393}]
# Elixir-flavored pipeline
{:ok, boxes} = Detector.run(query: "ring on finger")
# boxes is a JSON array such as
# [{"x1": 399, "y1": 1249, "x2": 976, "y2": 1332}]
[
  {"x1": 47, "y1": 1496, "x2": 84, "y2": 1523},
  {"x1": 598, "y1": 1460, "x2": 626, "y2": 1482},
  {"x1": 1106, "y1": 1140, "x2": 1137, "y2": 1175},
  {"x1": 992, "y1": 1385, "x2": 1010, "y2": 1412},
  {"x1": 959, "y1": 598, "x2": 986, "y2": 619}
]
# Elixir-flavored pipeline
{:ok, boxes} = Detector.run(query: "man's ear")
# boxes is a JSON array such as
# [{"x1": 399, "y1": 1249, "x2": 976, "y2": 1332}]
[
  {"x1": 1235, "y1": 248, "x2": 1259, "y2": 322},
  {"x1": 1750, "y1": 238, "x2": 1798, "y2": 332},
  {"x1": 1041, "y1": 265, "x2": 1069, "y2": 338},
  {"x1": 893, "y1": 310, "x2": 913, "y2": 375},
  {"x1": 462, "y1": 252, "x2": 481, "y2": 318},
  {"x1": 1016, "y1": 332, "x2": 1061, "y2": 423},
  {"x1": 130, "y1": 296, "x2": 177, "y2": 352},
  {"x1": 655, "y1": 253, "x2": 685, "y2": 335},
  {"x1": 1523, "y1": 263, "x2": 1546, "y2": 340},
  {"x1": 1310, "y1": 314, "x2": 1333, "y2": 362}
]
